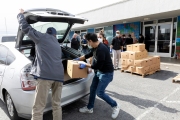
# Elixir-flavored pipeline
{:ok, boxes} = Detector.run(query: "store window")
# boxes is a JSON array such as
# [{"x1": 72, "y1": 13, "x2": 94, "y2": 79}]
[
  {"x1": 104, "y1": 26, "x2": 113, "y2": 46},
  {"x1": 95, "y1": 27, "x2": 103, "y2": 33}
]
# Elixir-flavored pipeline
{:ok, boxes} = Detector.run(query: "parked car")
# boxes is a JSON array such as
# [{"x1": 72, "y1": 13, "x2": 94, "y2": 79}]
[
  {"x1": 0, "y1": 8, "x2": 93, "y2": 120},
  {"x1": 0, "y1": 35, "x2": 16, "y2": 43}
]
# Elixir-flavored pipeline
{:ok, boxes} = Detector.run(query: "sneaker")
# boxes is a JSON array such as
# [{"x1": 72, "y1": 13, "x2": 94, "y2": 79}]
[
  {"x1": 79, "y1": 106, "x2": 93, "y2": 113},
  {"x1": 112, "y1": 104, "x2": 120, "y2": 119},
  {"x1": 117, "y1": 67, "x2": 121, "y2": 69}
]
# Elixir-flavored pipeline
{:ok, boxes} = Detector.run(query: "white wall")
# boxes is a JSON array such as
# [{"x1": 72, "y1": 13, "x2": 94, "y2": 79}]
[{"x1": 72, "y1": 0, "x2": 180, "y2": 29}]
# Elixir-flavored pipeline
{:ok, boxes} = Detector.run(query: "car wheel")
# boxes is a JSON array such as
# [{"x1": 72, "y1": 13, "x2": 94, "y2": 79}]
[{"x1": 5, "y1": 92, "x2": 19, "y2": 120}]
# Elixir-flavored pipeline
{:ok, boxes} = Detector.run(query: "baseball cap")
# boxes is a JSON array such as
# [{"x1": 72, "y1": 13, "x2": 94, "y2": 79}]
[{"x1": 46, "y1": 27, "x2": 57, "y2": 35}]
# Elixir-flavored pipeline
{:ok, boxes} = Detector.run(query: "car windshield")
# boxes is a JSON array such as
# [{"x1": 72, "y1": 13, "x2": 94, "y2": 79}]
[
  {"x1": 23, "y1": 22, "x2": 69, "y2": 40},
  {"x1": 2, "y1": 36, "x2": 16, "y2": 42}
]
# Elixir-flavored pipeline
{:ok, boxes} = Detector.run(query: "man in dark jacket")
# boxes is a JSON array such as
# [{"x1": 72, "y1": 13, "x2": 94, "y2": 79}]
[
  {"x1": 110, "y1": 30, "x2": 123, "y2": 70},
  {"x1": 74, "y1": 33, "x2": 120, "y2": 119},
  {"x1": 17, "y1": 9, "x2": 64, "y2": 120},
  {"x1": 126, "y1": 34, "x2": 134, "y2": 45},
  {"x1": 71, "y1": 33, "x2": 80, "y2": 50},
  {"x1": 139, "y1": 34, "x2": 145, "y2": 43}
]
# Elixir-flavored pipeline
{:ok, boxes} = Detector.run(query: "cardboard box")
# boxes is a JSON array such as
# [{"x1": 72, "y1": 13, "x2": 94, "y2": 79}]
[
  {"x1": 67, "y1": 60, "x2": 88, "y2": 78},
  {"x1": 148, "y1": 57, "x2": 153, "y2": 65},
  {"x1": 143, "y1": 58, "x2": 151, "y2": 67},
  {"x1": 148, "y1": 56, "x2": 157, "y2": 64},
  {"x1": 152, "y1": 64, "x2": 157, "y2": 71},
  {"x1": 155, "y1": 63, "x2": 160, "y2": 70},
  {"x1": 121, "y1": 65, "x2": 129, "y2": 70},
  {"x1": 142, "y1": 50, "x2": 148, "y2": 58},
  {"x1": 134, "y1": 59, "x2": 146, "y2": 67},
  {"x1": 127, "y1": 59, "x2": 134, "y2": 66},
  {"x1": 154, "y1": 56, "x2": 160, "y2": 63},
  {"x1": 127, "y1": 45, "x2": 133, "y2": 51},
  {"x1": 138, "y1": 53, "x2": 144, "y2": 59},
  {"x1": 127, "y1": 66, "x2": 136, "y2": 72},
  {"x1": 133, "y1": 44, "x2": 145, "y2": 51},
  {"x1": 64, "y1": 70, "x2": 71, "y2": 81},
  {"x1": 136, "y1": 66, "x2": 150, "y2": 74},
  {"x1": 121, "y1": 52, "x2": 129, "y2": 59},
  {"x1": 121, "y1": 59, "x2": 127, "y2": 65},
  {"x1": 128, "y1": 51, "x2": 142, "y2": 60},
  {"x1": 149, "y1": 65, "x2": 154, "y2": 72}
]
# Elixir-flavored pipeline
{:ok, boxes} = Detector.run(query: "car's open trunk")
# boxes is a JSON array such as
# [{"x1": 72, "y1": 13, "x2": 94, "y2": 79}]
[{"x1": 22, "y1": 45, "x2": 86, "y2": 85}]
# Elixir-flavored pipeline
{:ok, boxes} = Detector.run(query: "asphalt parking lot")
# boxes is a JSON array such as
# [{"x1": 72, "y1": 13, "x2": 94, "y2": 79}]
[{"x1": 0, "y1": 63, "x2": 180, "y2": 120}]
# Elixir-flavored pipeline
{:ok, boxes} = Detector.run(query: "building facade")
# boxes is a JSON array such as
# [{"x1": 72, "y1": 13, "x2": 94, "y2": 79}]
[{"x1": 70, "y1": 0, "x2": 180, "y2": 58}]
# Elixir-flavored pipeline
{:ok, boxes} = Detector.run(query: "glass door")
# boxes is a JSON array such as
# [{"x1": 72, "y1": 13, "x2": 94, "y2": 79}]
[
  {"x1": 143, "y1": 23, "x2": 173, "y2": 57},
  {"x1": 144, "y1": 25, "x2": 156, "y2": 54},
  {"x1": 156, "y1": 23, "x2": 172, "y2": 57}
]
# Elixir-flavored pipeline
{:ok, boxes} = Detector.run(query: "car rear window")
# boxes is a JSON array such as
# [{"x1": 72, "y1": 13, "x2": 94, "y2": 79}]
[
  {"x1": 23, "y1": 22, "x2": 69, "y2": 41},
  {"x1": 2, "y1": 36, "x2": 16, "y2": 42}
]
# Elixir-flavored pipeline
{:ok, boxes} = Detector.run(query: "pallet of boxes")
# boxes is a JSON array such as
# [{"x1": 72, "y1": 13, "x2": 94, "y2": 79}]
[
  {"x1": 121, "y1": 44, "x2": 161, "y2": 77},
  {"x1": 172, "y1": 74, "x2": 180, "y2": 83}
]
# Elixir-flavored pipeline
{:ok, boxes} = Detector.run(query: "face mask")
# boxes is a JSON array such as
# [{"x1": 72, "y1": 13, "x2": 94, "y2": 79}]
[
  {"x1": 116, "y1": 34, "x2": 119, "y2": 37},
  {"x1": 88, "y1": 44, "x2": 92, "y2": 49},
  {"x1": 98, "y1": 38, "x2": 103, "y2": 42}
]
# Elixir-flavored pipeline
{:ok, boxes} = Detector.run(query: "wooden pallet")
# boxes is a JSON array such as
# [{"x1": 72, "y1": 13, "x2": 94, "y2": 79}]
[
  {"x1": 121, "y1": 69, "x2": 161, "y2": 78},
  {"x1": 172, "y1": 74, "x2": 180, "y2": 83}
]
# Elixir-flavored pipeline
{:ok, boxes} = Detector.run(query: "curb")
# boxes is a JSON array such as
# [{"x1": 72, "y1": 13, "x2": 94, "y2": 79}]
[{"x1": 160, "y1": 62, "x2": 180, "y2": 67}]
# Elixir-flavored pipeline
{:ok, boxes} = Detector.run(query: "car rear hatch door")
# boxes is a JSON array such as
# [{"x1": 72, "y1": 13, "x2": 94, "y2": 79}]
[{"x1": 15, "y1": 8, "x2": 87, "y2": 50}]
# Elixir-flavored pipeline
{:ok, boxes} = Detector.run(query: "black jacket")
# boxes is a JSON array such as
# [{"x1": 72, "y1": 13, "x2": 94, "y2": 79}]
[
  {"x1": 139, "y1": 36, "x2": 144, "y2": 43},
  {"x1": 71, "y1": 38, "x2": 80, "y2": 50},
  {"x1": 85, "y1": 43, "x2": 114, "y2": 73},
  {"x1": 111, "y1": 37, "x2": 123, "y2": 50},
  {"x1": 126, "y1": 37, "x2": 133, "y2": 45}
]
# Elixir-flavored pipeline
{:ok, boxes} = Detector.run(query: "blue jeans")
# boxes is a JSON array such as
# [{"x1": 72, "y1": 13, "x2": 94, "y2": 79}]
[{"x1": 87, "y1": 71, "x2": 117, "y2": 109}]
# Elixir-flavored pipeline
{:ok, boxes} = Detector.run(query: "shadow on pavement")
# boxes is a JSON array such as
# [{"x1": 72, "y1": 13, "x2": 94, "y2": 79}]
[
  {"x1": 43, "y1": 97, "x2": 135, "y2": 120},
  {"x1": 106, "y1": 90, "x2": 179, "y2": 114},
  {"x1": 145, "y1": 70, "x2": 178, "y2": 80}
]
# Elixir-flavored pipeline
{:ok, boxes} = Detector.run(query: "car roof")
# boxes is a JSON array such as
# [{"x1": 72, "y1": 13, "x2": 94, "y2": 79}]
[
  {"x1": 0, "y1": 34, "x2": 16, "y2": 36},
  {"x1": 0, "y1": 42, "x2": 16, "y2": 49}
]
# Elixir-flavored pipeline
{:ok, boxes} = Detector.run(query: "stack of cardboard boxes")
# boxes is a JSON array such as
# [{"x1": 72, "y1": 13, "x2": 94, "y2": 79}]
[{"x1": 121, "y1": 44, "x2": 160, "y2": 76}]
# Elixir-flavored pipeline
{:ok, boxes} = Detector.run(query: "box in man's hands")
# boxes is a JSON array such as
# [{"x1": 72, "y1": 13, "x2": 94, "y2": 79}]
[{"x1": 67, "y1": 60, "x2": 88, "y2": 78}]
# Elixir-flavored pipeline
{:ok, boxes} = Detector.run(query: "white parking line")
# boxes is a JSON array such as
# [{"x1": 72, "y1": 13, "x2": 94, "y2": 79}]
[
  {"x1": 165, "y1": 101, "x2": 180, "y2": 104},
  {"x1": 136, "y1": 87, "x2": 180, "y2": 120},
  {"x1": 161, "y1": 63, "x2": 180, "y2": 67}
]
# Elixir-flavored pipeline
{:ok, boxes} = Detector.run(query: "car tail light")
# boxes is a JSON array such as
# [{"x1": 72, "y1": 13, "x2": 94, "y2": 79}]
[{"x1": 20, "y1": 64, "x2": 37, "y2": 91}]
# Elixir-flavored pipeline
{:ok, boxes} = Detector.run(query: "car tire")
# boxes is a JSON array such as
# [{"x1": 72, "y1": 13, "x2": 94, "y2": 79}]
[{"x1": 5, "y1": 92, "x2": 19, "y2": 120}]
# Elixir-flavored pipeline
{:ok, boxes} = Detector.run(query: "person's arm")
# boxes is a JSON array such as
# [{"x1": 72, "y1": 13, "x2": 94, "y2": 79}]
[
  {"x1": 17, "y1": 10, "x2": 43, "y2": 44},
  {"x1": 84, "y1": 50, "x2": 93, "y2": 59},
  {"x1": 110, "y1": 38, "x2": 114, "y2": 49},
  {"x1": 76, "y1": 49, "x2": 93, "y2": 61}
]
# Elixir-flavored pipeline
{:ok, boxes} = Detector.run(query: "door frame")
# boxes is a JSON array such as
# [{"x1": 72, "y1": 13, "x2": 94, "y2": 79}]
[{"x1": 143, "y1": 22, "x2": 173, "y2": 57}]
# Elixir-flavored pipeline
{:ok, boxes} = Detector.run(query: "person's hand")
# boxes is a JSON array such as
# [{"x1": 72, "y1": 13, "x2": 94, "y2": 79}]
[
  {"x1": 73, "y1": 58, "x2": 80, "y2": 61},
  {"x1": 110, "y1": 49, "x2": 112, "y2": 53},
  {"x1": 79, "y1": 63, "x2": 86, "y2": 69},
  {"x1": 19, "y1": 9, "x2": 24, "y2": 14}
]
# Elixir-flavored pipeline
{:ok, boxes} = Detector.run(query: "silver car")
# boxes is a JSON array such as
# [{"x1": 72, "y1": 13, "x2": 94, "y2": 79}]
[{"x1": 0, "y1": 8, "x2": 93, "y2": 120}]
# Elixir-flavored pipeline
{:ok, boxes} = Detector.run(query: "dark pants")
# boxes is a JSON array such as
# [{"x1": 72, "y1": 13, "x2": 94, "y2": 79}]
[{"x1": 87, "y1": 71, "x2": 117, "y2": 109}]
